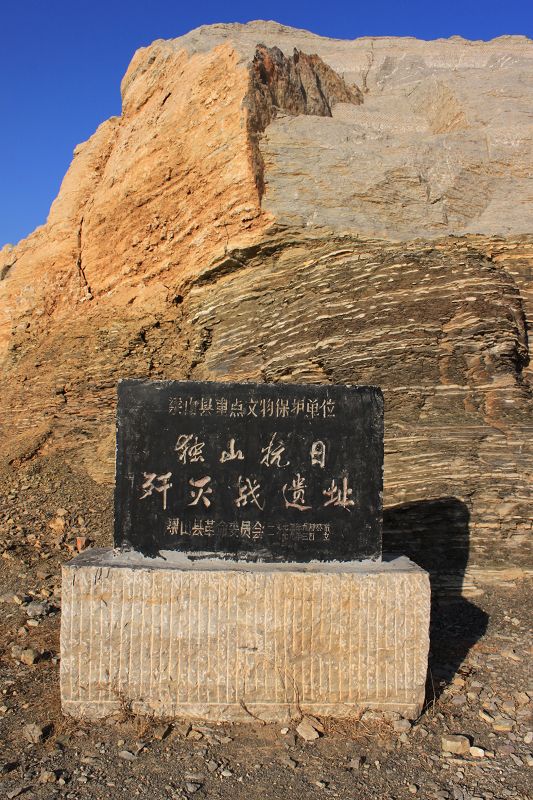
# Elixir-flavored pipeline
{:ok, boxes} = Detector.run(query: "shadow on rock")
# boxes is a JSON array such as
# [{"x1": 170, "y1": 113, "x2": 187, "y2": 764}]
[{"x1": 384, "y1": 496, "x2": 489, "y2": 703}]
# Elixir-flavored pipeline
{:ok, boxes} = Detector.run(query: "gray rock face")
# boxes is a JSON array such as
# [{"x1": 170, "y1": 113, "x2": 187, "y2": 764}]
[{"x1": 174, "y1": 21, "x2": 533, "y2": 239}]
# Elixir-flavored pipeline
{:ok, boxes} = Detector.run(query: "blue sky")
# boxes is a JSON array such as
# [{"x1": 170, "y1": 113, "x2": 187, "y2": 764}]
[{"x1": 1, "y1": 0, "x2": 531, "y2": 247}]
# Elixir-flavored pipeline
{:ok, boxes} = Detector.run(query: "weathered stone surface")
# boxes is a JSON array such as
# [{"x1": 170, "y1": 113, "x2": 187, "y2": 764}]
[
  {"x1": 0, "y1": 22, "x2": 531, "y2": 573},
  {"x1": 60, "y1": 549, "x2": 430, "y2": 721}
]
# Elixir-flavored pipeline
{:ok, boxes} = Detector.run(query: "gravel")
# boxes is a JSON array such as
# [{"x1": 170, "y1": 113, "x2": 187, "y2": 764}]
[{"x1": 0, "y1": 461, "x2": 532, "y2": 800}]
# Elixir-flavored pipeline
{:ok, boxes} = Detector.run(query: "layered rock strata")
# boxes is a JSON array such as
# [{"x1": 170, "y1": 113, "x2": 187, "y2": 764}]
[{"x1": 1, "y1": 22, "x2": 531, "y2": 573}]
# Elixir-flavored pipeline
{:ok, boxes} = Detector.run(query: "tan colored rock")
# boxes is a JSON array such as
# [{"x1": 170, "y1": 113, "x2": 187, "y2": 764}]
[
  {"x1": 22, "y1": 722, "x2": 45, "y2": 744},
  {"x1": 20, "y1": 647, "x2": 39, "y2": 666},
  {"x1": 492, "y1": 717, "x2": 514, "y2": 732},
  {"x1": 442, "y1": 734, "x2": 470, "y2": 754},
  {"x1": 296, "y1": 718, "x2": 321, "y2": 741},
  {"x1": 39, "y1": 770, "x2": 58, "y2": 784},
  {"x1": 60, "y1": 549, "x2": 430, "y2": 722},
  {"x1": 0, "y1": 22, "x2": 531, "y2": 572}
]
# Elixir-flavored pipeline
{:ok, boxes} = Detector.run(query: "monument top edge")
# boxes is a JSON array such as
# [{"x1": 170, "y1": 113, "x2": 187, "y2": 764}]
[
  {"x1": 63, "y1": 548, "x2": 426, "y2": 576},
  {"x1": 117, "y1": 378, "x2": 384, "y2": 394}
]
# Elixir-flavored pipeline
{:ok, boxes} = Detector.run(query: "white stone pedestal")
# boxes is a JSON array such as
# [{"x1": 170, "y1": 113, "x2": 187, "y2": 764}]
[{"x1": 60, "y1": 549, "x2": 430, "y2": 722}]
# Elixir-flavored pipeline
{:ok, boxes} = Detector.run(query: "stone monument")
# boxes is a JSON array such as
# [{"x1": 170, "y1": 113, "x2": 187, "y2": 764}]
[{"x1": 60, "y1": 380, "x2": 430, "y2": 721}]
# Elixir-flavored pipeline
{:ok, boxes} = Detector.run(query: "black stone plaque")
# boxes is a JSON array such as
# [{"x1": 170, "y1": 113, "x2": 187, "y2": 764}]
[{"x1": 114, "y1": 380, "x2": 383, "y2": 561}]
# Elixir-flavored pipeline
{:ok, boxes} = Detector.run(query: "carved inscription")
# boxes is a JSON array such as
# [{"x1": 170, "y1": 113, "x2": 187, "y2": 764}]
[{"x1": 115, "y1": 380, "x2": 383, "y2": 560}]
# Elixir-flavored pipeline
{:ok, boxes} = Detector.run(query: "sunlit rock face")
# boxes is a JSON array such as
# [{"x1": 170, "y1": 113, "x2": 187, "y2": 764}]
[{"x1": 0, "y1": 21, "x2": 531, "y2": 574}]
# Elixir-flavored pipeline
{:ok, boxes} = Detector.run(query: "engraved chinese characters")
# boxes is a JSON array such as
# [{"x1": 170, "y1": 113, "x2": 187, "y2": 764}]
[{"x1": 114, "y1": 380, "x2": 383, "y2": 560}]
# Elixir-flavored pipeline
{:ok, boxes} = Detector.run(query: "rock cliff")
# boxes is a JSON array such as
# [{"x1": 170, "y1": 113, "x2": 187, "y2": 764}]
[{"x1": 1, "y1": 21, "x2": 531, "y2": 576}]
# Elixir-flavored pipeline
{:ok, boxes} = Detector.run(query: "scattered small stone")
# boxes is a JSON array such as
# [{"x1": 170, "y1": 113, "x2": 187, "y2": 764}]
[
  {"x1": 19, "y1": 647, "x2": 39, "y2": 666},
  {"x1": 523, "y1": 754, "x2": 533, "y2": 767},
  {"x1": 22, "y1": 722, "x2": 45, "y2": 743},
  {"x1": 220, "y1": 768, "x2": 233, "y2": 777},
  {"x1": 296, "y1": 716, "x2": 321, "y2": 741},
  {"x1": 0, "y1": 594, "x2": 16, "y2": 604},
  {"x1": 524, "y1": 731, "x2": 533, "y2": 744},
  {"x1": 393, "y1": 718, "x2": 412, "y2": 733},
  {"x1": 48, "y1": 516, "x2": 66, "y2": 535},
  {"x1": 479, "y1": 710, "x2": 494, "y2": 723},
  {"x1": 186, "y1": 729, "x2": 203, "y2": 741},
  {"x1": 441, "y1": 735, "x2": 470, "y2": 755},
  {"x1": 185, "y1": 782, "x2": 202, "y2": 793},
  {"x1": 348, "y1": 756, "x2": 363, "y2": 770},
  {"x1": 305, "y1": 715, "x2": 325, "y2": 733},
  {"x1": 501, "y1": 649, "x2": 521, "y2": 662},
  {"x1": 280, "y1": 726, "x2": 289, "y2": 734},
  {"x1": 452, "y1": 694, "x2": 467, "y2": 707},
  {"x1": 25, "y1": 600, "x2": 49, "y2": 618},
  {"x1": 153, "y1": 723, "x2": 172, "y2": 741},
  {"x1": 118, "y1": 750, "x2": 136, "y2": 761},
  {"x1": 174, "y1": 722, "x2": 191, "y2": 737},
  {"x1": 492, "y1": 717, "x2": 514, "y2": 732},
  {"x1": 7, "y1": 789, "x2": 26, "y2": 799},
  {"x1": 279, "y1": 754, "x2": 298, "y2": 769},
  {"x1": 283, "y1": 732, "x2": 297, "y2": 747},
  {"x1": 185, "y1": 773, "x2": 205, "y2": 782},
  {"x1": 39, "y1": 769, "x2": 58, "y2": 783},
  {"x1": 206, "y1": 759, "x2": 219, "y2": 773},
  {"x1": 55, "y1": 735, "x2": 69, "y2": 749},
  {"x1": 469, "y1": 747, "x2": 485, "y2": 758},
  {"x1": 408, "y1": 784, "x2": 418, "y2": 794}
]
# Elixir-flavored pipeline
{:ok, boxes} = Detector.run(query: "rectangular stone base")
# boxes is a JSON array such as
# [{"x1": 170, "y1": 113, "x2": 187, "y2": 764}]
[{"x1": 60, "y1": 549, "x2": 430, "y2": 722}]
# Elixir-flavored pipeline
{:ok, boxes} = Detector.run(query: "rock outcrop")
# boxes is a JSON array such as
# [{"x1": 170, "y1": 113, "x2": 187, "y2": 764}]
[{"x1": 1, "y1": 21, "x2": 531, "y2": 575}]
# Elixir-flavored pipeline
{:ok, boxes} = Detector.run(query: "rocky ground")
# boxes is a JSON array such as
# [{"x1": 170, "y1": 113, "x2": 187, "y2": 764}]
[{"x1": 0, "y1": 460, "x2": 532, "y2": 800}]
